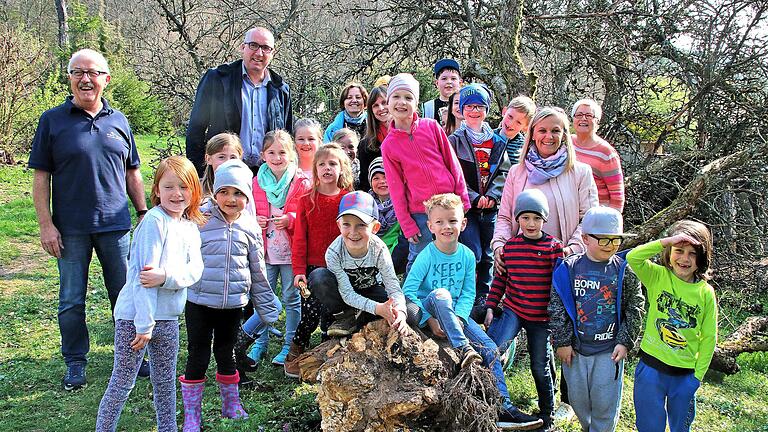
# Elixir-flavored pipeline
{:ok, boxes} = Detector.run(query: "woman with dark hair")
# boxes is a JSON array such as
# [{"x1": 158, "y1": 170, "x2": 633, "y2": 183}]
[
  {"x1": 357, "y1": 85, "x2": 390, "y2": 191},
  {"x1": 324, "y1": 82, "x2": 369, "y2": 142}
]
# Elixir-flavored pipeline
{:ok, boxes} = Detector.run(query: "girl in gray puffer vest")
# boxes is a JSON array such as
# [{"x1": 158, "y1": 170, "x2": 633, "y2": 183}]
[{"x1": 179, "y1": 159, "x2": 280, "y2": 432}]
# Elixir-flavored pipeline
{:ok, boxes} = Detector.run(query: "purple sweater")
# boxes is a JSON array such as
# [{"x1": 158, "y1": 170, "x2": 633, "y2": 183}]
[{"x1": 381, "y1": 115, "x2": 470, "y2": 238}]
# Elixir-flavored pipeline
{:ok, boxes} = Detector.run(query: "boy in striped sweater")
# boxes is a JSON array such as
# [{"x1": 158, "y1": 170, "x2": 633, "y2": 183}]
[{"x1": 485, "y1": 189, "x2": 563, "y2": 429}]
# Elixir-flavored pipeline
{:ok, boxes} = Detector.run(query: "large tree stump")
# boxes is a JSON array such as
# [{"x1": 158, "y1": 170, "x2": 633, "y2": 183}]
[
  {"x1": 296, "y1": 320, "x2": 501, "y2": 432},
  {"x1": 709, "y1": 316, "x2": 768, "y2": 374}
]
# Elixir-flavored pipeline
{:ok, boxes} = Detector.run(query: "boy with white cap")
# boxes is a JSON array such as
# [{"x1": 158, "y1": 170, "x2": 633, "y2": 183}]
[
  {"x1": 549, "y1": 206, "x2": 645, "y2": 432},
  {"x1": 311, "y1": 191, "x2": 408, "y2": 337}
]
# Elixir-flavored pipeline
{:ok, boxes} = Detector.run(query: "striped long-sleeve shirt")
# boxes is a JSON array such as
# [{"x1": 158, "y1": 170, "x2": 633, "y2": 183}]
[
  {"x1": 486, "y1": 233, "x2": 563, "y2": 322},
  {"x1": 574, "y1": 139, "x2": 625, "y2": 212}
]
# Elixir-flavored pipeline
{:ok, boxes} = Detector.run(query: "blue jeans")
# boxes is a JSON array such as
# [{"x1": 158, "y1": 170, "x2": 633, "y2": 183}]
[
  {"x1": 266, "y1": 263, "x2": 300, "y2": 347},
  {"x1": 406, "y1": 213, "x2": 433, "y2": 274},
  {"x1": 242, "y1": 294, "x2": 283, "y2": 338},
  {"x1": 58, "y1": 230, "x2": 130, "y2": 366},
  {"x1": 459, "y1": 210, "x2": 496, "y2": 298},
  {"x1": 488, "y1": 308, "x2": 555, "y2": 416},
  {"x1": 422, "y1": 289, "x2": 516, "y2": 410},
  {"x1": 634, "y1": 359, "x2": 700, "y2": 432}
]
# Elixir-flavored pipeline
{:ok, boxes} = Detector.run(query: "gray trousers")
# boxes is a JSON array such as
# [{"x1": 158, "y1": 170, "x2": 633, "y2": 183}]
[{"x1": 562, "y1": 350, "x2": 624, "y2": 432}]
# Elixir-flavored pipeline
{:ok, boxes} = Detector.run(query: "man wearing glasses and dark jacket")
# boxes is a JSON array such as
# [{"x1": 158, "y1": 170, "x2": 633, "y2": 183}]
[{"x1": 186, "y1": 27, "x2": 293, "y2": 175}]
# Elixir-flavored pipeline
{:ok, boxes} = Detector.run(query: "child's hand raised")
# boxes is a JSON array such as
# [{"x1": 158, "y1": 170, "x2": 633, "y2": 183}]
[
  {"x1": 660, "y1": 234, "x2": 701, "y2": 248},
  {"x1": 139, "y1": 266, "x2": 166, "y2": 287},
  {"x1": 556, "y1": 345, "x2": 575, "y2": 367}
]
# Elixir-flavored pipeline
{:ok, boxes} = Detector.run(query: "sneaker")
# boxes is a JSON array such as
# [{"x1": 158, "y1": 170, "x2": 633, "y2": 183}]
[
  {"x1": 62, "y1": 363, "x2": 87, "y2": 391},
  {"x1": 458, "y1": 345, "x2": 482, "y2": 368},
  {"x1": 496, "y1": 406, "x2": 543, "y2": 430},
  {"x1": 327, "y1": 309, "x2": 359, "y2": 337},
  {"x1": 137, "y1": 358, "x2": 151, "y2": 378}
]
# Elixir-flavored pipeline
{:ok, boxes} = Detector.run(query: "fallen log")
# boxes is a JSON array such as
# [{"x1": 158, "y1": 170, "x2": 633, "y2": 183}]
[
  {"x1": 709, "y1": 316, "x2": 768, "y2": 375},
  {"x1": 296, "y1": 320, "x2": 502, "y2": 432}
]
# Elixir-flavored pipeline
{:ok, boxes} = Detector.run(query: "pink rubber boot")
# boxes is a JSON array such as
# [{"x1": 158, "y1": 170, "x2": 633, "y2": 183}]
[
  {"x1": 179, "y1": 376, "x2": 206, "y2": 432},
  {"x1": 216, "y1": 371, "x2": 249, "y2": 419}
]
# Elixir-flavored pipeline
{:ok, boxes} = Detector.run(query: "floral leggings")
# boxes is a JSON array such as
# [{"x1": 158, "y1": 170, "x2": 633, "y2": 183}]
[{"x1": 95, "y1": 319, "x2": 179, "y2": 432}]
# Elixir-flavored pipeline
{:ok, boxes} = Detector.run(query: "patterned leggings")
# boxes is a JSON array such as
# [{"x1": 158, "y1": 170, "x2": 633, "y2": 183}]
[
  {"x1": 95, "y1": 319, "x2": 179, "y2": 432},
  {"x1": 292, "y1": 266, "x2": 331, "y2": 348}
]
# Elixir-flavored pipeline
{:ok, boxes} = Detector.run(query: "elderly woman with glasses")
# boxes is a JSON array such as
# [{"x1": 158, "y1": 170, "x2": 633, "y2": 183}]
[{"x1": 571, "y1": 98, "x2": 625, "y2": 212}]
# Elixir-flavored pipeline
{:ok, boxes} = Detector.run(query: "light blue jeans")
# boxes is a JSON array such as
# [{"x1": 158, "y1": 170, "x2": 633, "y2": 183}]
[
  {"x1": 422, "y1": 288, "x2": 516, "y2": 410},
  {"x1": 58, "y1": 230, "x2": 130, "y2": 365},
  {"x1": 267, "y1": 263, "x2": 300, "y2": 347}
]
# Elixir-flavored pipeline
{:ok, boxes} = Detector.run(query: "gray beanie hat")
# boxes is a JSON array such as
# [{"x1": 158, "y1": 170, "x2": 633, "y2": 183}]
[
  {"x1": 213, "y1": 159, "x2": 253, "y2": 201},
  {"x1": 514, "y1": 189, "x2": 549, "y2": 221}
]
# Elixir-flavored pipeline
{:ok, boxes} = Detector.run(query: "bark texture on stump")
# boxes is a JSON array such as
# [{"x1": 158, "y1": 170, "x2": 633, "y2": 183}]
[{"x1": 296, "y1": 320, "x2": 501, "y2": 432}]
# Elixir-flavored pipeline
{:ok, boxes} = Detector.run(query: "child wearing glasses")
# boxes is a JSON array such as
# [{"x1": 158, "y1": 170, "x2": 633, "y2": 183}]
[
  {"x1": 484, "y1": 189, "x2": 562, "y2": 429},
  {"x1": 448, "y1": 84, "x2": 510, "y2": 322},
  {"x1": 549, "y1": 206, "x2": 645, "y2": 432}
]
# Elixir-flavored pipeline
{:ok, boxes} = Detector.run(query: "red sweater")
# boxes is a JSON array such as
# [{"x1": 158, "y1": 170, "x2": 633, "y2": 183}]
[
  {"x1": 486, "y1": 233, "x2": 563, "y2": 322},
  {"x1": 291, "y1": 190, "x2": 348, "y2": 276}
]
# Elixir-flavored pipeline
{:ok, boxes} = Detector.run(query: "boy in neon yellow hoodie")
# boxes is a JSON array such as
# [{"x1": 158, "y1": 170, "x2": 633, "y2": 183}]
[{"x1": 626, "y1": 220, "x2": 717, "y2": 432}]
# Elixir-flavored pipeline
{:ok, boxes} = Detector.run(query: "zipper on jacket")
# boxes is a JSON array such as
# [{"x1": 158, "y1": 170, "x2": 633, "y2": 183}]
[{"x1": 223, "y1": 224, "x2": 232, "y2": 309}]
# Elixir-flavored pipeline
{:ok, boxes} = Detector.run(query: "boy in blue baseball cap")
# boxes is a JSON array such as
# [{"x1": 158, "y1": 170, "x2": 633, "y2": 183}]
[{"x1": 310, "y1": 191, "x2": 408, "y2": 337}]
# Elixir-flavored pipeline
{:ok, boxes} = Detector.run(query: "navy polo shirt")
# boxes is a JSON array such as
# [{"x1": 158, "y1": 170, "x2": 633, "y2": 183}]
[{"x1": 28, "y1": 97, "x2": 141, "y2": 235}]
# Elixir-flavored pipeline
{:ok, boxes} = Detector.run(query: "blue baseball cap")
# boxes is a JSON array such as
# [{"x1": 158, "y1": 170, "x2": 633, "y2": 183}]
[
  {"x1": 337, "y1": 191, "x2": 379, "y2": 224},
  {"x1": 434, "y1": 58, "x2": 461, "y2": 77},
  {"x1": 459, "y1": 84, "x2": 491, "y2": 114}
]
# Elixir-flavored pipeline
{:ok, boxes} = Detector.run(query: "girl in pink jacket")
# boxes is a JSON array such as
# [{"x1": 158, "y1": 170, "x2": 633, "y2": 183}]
[
  {"x1": 381, "y1": 73, "x2": 470, "y2": 272},
  {"x1": 241, "y1": 130, "x2": 311, "y2": 367}
]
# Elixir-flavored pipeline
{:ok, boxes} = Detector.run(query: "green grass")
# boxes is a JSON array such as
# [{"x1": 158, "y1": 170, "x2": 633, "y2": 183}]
[{"x1": 1, "y1": 135, "x2": 767, "y2": 431}]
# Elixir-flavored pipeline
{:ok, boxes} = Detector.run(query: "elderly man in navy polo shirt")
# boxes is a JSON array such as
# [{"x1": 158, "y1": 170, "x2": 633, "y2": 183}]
[{"x1": 29, "y1": 49, "x2": 148, "y2": 391}]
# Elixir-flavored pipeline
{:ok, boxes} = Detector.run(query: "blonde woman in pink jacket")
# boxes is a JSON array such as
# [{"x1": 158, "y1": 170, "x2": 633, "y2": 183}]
[{"x1": 492, "y1": 106, "x2": 598, "y2": 265}]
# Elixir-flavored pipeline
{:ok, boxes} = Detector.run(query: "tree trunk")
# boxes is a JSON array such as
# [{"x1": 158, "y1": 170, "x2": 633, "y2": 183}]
[
  {"x1": 55, "y1": 0, "x2": 69, "y2": 56},
  {"x1": 622, "y1": 143, "x2": 768, "y2": 249},
  {"x1": 297, "y1": 320, "x2": 502, "y2": 432},
  {"x1": 709, "y1": 316, "x2": 768, "y2": 375}
]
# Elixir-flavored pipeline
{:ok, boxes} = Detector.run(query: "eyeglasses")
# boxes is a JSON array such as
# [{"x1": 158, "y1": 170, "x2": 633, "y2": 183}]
[
  {"x1": 574, "y1": 113, "x2": 596, "y2": 120},
  {"x1": 464, "y1": 105, "x2": 487, "y2": 112},
  {"x1": 588, "y1": 234, "x2": 622, "y2": 246},
  {"x1": 244, "y1": 42, "x2": 274, "y2": 54},
  {"x1": 69, "y1": 69, "x2": 108, "y2": 79}
]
